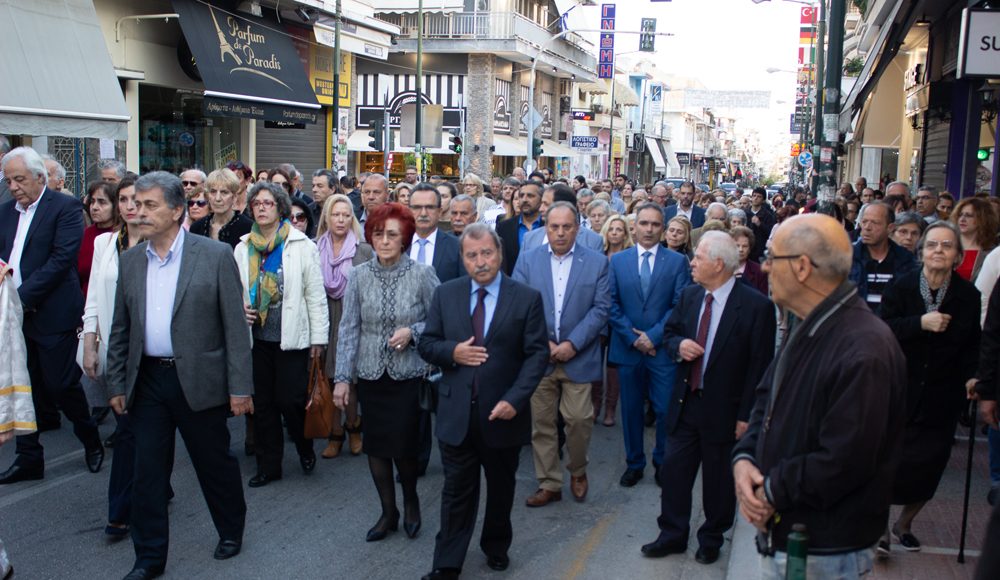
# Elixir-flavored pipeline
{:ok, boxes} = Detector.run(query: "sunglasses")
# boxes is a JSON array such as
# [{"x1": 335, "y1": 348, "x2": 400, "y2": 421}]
[
  {"x1": 187, "y1": 200, "x2": 208, "y2": 208},
  {"x1": 182, "y1": 180, "x2": 201, "y2": 187},
  {"x1": 290, "y1": 212, "x2": 307, "y2": 223}
]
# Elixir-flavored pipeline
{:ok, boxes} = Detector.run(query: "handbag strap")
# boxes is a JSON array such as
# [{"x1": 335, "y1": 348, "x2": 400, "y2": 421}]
[{"x1": 308, "y1": 356, "x2": 323, "y2": 397}]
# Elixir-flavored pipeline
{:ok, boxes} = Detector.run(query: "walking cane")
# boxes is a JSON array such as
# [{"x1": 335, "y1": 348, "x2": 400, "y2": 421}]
[{"x1": 959, "y1": 399, "x2": 977, "y2": 564}]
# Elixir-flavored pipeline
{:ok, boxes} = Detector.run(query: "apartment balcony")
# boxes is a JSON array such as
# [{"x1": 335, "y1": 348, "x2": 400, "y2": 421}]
[{"x1": 375, "y1": 11, "x2": 597, "y2": 81}]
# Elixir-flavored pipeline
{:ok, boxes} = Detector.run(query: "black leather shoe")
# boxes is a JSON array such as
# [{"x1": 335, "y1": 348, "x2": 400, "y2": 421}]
[
  {"x1": 122, "y1": 566, "x2": 164, "y2": 580},
  {"x1": 640, "y1": 538, "x2": 686, "y2": 558},
  {"x1": 695, "y1": 546, "x2": 720, "y2": 564},
  {"x1": 0, "y1": 463, "x2": 44, "y2": 485},
  {"x1": 213, "y1": 539, "x2": 242, "y2": 560},
  {"x1": 3, "y1": 566, "x2": 13, "y2": 580},
  {"x1": 404, "y1": 502, "x2": 421, "y2": 539},
  {"x1": 104, "y1": 431, "x2": 117, "y2": 448},
  {"x1": 486, "y1": 554, "x2": 510, "y2": 571},
  {"x1": 421, "y1": 569, "x2": 460, "y2": 580},
  {"x1": 366, "y1": 510, "x2": 399, "y2": 542},
  {"x1": 86, "y1": 444, "x2": 105, "y2": 473},
  {"x1": 300, "y1": 452, "x2": 316, "y2": 474},
  {"x1": 619, "y1": 468, "x2": 644, "y2": 487},
  {"x1": 248, "y1": 472, "x2": 281, "y2": 488},
  {"x1": 404, "y1": 518, "x2": 422, "y2": 539}
]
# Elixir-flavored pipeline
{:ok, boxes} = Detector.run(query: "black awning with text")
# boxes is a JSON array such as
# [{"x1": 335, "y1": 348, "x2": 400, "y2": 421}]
[{"x1": 172, "y1": 0, "x2": 320, "y2": 123}]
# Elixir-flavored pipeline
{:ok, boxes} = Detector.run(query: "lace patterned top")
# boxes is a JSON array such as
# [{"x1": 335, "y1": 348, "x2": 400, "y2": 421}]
[{"x1": 334, "y1": 254, "x2": 440, "y2": 383}]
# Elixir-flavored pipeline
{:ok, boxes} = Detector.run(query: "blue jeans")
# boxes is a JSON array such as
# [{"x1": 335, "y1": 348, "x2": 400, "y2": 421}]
[
  {"x1": 990, "y1": 427, "x2": 1000, "y2": 486},
  {"x1": 760, "y1": 548, "x2": 875, "y2": 580}
]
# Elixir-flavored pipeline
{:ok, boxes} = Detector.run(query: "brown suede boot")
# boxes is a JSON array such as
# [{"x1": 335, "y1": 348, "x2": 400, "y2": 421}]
[
  {"x1": 346, "y1": 418, "x2": 363, "y2": 455},
  {"x1": 322, "y1": 432, "x2": 345, "y2": 459}
]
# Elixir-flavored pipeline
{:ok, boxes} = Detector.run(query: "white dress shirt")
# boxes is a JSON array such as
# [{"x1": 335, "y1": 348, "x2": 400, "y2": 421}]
[
  {"x1": 676, "y1": 205, "x2": 693, "y2": 221},
  {"x1": 696, "y1": 276, "x2": 737, "y2": 381},
  {"x1": 9, "y1": 190, "x2": 45, "y2": 288},
  {"x1": 409, "y1": 228, "x2": 439, "y2": 266},
  {"x1": 636, "y1": 242, "x2": 659, "y2": 276},
  {"x1": 144, "y1": 228, "x2": 186, "y2": 357},
  {"x1": 550, "y1": 245, "x2": 575, "y2": 341}
]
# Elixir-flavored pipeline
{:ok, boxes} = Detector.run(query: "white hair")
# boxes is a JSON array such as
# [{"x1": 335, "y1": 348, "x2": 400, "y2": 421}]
[
  {"x1": 41, "y1": 154, "x2": 67, "y2": 181},
  {"x1": 698, "y1": 231, "x2": 740, "y2": 273},
  {"x1": 98, "y1": 158, "x2": 126, "y2": 178},
  {"x1": 1, "y1": 146, "x2": 47, "y2": 180}
]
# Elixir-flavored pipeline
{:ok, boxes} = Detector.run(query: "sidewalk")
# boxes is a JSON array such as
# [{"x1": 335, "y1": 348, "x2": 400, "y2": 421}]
[{"x1": 727, "y1": 424, "x2": 992, "y2": 580}]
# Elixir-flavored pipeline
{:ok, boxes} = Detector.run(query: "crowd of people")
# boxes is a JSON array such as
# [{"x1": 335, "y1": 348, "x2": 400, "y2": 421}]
[{"x1": 3, "y1": 134, "x2": 1000, "y2": 580}]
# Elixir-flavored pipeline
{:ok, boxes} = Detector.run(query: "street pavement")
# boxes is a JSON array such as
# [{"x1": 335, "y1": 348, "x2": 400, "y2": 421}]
[
  {"x1": 5, "y1": 414, "x2": 993, "y2": 579},
  {"x1": 1, "y1": 411, "x2": 733, "y2": 580}
]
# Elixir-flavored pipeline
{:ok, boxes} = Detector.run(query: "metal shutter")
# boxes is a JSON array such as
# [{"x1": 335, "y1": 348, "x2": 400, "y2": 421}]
[
  {"x1": 255, "y1": 118, "x2": 328, "y2": 190},
  {"x1": 921, "y1": 117, "x2": 950, "y2": 191}
]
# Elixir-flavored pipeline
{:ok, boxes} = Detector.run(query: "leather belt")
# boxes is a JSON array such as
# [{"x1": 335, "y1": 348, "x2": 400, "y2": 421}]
[{"x1": 143, "y1": 356, "x2": 176, "y2": 367}]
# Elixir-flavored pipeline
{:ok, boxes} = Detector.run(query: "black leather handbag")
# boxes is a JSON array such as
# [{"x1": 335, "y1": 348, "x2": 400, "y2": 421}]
[{"x1": 418, "y1": 368, "x2": 442, "y2": 413}]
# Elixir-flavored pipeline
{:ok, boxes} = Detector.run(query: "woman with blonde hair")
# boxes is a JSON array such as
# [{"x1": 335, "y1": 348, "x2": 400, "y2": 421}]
[
  {"x1": 314, "y1": 194, "x2": 374, "y2": 458},
  {"x1": 459, "y1": 172, "x2": 495, "y2": 217},
  {"x1": 664, "y1": 216, "x2": 693, "y2": 258}
]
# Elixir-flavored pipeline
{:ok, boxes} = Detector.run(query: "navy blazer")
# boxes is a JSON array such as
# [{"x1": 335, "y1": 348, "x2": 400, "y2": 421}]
[
  {"x1": 0, "y1": 188, "x2": 85, "y2": 337},
  {"x1": 512, "y1": 244, "x2": 610, "y2": 383},
  {"x1": 664, "y1": 204, "x2": 706, "y2": 228},
  {"x1": 607, "y1": 246, "x2": 691, "y2": 367},
  {"x1": 663, "y1": 281, "x2": 776, "y2": 443},
  {"x1": 418, "y1": 274, "x2": 550, "y2": 448},
  {"x1": 430, "y1": 229, "x2": 465, "y2": 283}
]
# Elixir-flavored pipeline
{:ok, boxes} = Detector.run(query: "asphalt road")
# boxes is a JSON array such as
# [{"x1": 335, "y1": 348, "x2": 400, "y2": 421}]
[{"x1": 0, "y1": 411, "x2": 735, "y2": 579}]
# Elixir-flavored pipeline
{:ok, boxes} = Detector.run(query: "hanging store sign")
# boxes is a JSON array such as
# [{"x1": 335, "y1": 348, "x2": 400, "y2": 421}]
[
  {"x1": 494, "y1": 78, "x2": 512, "y2": 134},
  {"x1": 598, "y1": 4, "x2": 615, "y2": 79},
  {"x1": 958, "y1": 9, "x2": 1000, "y2": 78}
]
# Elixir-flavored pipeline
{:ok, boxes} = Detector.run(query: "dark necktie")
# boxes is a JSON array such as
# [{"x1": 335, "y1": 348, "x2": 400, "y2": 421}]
[
  {"x1": 472, "y1": 287, "x2": 487, "y2": 398},
  {"x1": 689, "y1": 293, "x2": 714, "y2": 392}
]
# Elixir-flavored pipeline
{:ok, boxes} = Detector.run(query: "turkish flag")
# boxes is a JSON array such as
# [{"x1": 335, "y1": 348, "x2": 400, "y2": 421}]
[{"x1": 800, "y1": 6, "x2": 815, "y2": 25}]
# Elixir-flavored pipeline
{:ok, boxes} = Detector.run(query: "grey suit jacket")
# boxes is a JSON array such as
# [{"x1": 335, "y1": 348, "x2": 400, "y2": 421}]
[{"x1": 105, "y1": 232, "x2": 253, "y2": 411}]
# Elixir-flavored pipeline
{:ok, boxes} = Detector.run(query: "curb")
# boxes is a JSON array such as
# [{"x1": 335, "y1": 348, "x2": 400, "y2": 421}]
[{"x1": 726, "y1": 515, "x2": 762, "y2": 580}]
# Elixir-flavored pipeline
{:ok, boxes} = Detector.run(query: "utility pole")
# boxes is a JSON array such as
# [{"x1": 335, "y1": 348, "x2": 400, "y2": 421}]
[
  {"x1": 332, "y1": 0, "x2": 342, "y2": 173},
  {"x1": 606, "y1": 68, "x2": 616, "y2": 179},
  {"x1": 811, "y1": 0, "x2": 827, "y2": 194},
  {"x1": 415, "y1": 0, "x2": 424, "y2": 181},
  {"x1": 817, "y1": 0, "x2": 845, "y2": 211}
]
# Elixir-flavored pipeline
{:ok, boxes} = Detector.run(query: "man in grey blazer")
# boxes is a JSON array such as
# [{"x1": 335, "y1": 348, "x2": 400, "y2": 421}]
[
  {"x1": 105, "y1": 172, "x2": 253, "y2": 580},
  {"x1": 513, "y1": 202, "x2": 610, "y2": 505}
]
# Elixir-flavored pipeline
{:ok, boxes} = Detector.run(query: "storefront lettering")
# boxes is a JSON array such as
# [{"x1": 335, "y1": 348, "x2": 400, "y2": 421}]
[
  {"x1": 228, "y1": 18, "x2": 266, "y2": 45},
  {"x1": 981, "y1": 35, "x2": 1000, "y2": 51},
  {"x1": 227, "y1": 16, "x2": 284, "y2": 75}
]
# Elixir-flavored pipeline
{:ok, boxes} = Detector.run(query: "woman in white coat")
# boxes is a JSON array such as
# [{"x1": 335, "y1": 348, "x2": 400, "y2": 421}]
[
  {"x1": 235, "y1": 182, "x2": 329, "y2": 488},
  {"x1": 81, "y1": 175, "x2": 146, "y2": 539}
]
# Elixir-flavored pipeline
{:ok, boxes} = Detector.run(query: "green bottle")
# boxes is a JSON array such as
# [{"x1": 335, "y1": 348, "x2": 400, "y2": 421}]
[{"x1": 785, "y1": 523, "x2": 808, "y2": 580}]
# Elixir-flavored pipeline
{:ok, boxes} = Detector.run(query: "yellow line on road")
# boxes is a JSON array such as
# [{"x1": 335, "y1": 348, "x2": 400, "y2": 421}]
[{"x1": 564, "y1": 513, "x2": 615, "y2": 580}]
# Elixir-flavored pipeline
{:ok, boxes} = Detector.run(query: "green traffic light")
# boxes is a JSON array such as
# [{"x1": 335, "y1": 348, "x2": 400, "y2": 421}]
[{"x1": 978, "y1": 148, "x2": 991, "y2": 161}]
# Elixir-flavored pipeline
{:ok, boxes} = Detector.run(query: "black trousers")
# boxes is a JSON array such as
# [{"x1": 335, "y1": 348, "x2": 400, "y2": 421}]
[
  {"x1": 251, "y1": 341, "x2": 311, "y2": 476},
  {"x1": 15, "y1": 330, "x2": 99, "y2": 466},
  {"x1": 417, "y1": 409, "x2": 433, "y2": 472},
  {"x1": 433, "y1": 401, "x2": 520, "y2": 571},
  {"x1": 656, "y1": 391, "x2": 737, "y2": 550},
  {"x1": 130, "y1": 359, "x2": 246, "y2": 569}
]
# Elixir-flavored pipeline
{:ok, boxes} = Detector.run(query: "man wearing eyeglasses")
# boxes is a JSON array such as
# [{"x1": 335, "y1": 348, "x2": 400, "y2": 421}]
[
  {"x1": 913, "y1": 185, "x2": 940, "y2": 224},
  {"x1": 848, "y1": 201, "x2": 917, "y2": 313},
  {"x1": 180, "y1": 169, "x2": 206, "y2": 195},
  {"x1": 404, "y1": 166, "x2": 419, "y2": 185},
  {"x1": 733, "y1": 214, "x2": 905, "y2": 579}
]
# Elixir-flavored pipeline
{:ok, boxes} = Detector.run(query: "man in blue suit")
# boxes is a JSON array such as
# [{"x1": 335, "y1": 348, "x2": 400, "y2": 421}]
[
  {"x1": 0, "y1": 147, "x2": 103, "y2": 484},
  {"x1": 609, "y1": 202, "x2": 691, "y2": 487},
  {"x1": 663, "y1": 182, "x2": 706, "y2": 228},
  {"x1": 513, "y1": 202, "x2": 610, "y2": 506}
]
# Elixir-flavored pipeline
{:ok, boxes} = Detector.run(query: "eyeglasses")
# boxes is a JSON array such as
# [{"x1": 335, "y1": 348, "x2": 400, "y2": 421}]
[
  {"x1": 924, "y1": 240, "x2": 956, "y2": 250},
  {"x1": 763, "y1": 250, "x2": 818, "y2": 268},
  {"x1": 251, "y1": 199, "x2": 276, "y2": 209},
  {"x1": 187, "y1": 200, "x2": 208, "y2": 208},
  {"x1": 410, "y1": 204, "x2": 439, "y2": 212},
  {"x1": 290, "y1": 212, "x2": 307, "y2": 223},
  {"x1": 181, "y1": 180, "x2": 201, "y2": 188}
]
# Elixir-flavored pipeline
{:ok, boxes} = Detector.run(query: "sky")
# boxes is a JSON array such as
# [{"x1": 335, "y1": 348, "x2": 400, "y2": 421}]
[{"x1": 565, "y1": 0, "x2": 807, "y2": 164}]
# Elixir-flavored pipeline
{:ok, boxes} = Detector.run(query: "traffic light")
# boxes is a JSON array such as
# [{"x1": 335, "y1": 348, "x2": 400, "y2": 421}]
[
  {"x1": 532, "y1": 137, "x2": 544, "y2": 158},
  {"x1": 448, "y1": 129, "x2": 463, "y2": 154},
  {"x1": 978, "y1": 147, "x2": 992, "y2": 161},
  {"x1": 367, "y1": 119, "x2": 384, "y2": 151}
]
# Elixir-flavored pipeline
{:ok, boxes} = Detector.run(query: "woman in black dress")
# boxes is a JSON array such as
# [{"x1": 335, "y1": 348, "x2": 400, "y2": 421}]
[{"x1": 879, "y1": 220, "x2": 981, "y2": 557}]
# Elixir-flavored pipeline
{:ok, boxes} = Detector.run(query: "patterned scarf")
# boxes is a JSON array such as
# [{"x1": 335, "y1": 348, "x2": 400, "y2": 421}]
[
  {"x1": 248, "y1": 221, "x2": 291, "y2": 326},
  {"x1": 919, "y1": 270, "x2": 951, "y2": 313}
]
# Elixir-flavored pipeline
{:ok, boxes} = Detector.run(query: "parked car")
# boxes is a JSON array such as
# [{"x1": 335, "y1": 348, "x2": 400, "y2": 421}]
[{"x1": 720, "y1": 182, "x2": 738, "y2": 194}]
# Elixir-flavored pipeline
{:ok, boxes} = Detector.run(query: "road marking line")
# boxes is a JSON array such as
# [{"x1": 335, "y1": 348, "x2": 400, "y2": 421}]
[
  {"x1": 0, "y1": 470, "x2": 90, "y2": 510},
  {"x1": 563, "y1": 512, "x2": 615, "y2": 580},
  {"x1": 913, "y1": 546, "x2": 982, "y2": 558}
]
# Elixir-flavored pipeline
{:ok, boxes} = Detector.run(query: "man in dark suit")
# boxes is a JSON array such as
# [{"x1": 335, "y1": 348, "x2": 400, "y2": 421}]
[
  {"x1": 512, "y1": 202, "x2": 609, "y2": 505},
  {"x1": 608, "y1": 203, "x2": 691, "y2": 488},
  {"x1": 747, "y1": 187, "x2": 776, "y2": 262},
  {"x1": 641, "y1": 231, "x2": 775, "y2": 563},
  {"x1": 418, "y1": 223, "x2": 549, "y2": 580},
  {"x1": 340, "y1": 175, "x2": 363, "y2": 218},
  {"x1": 105, "y1": 172, "x2": 253, "y2": 580},
  {"x1": 495, "y1": 180, "x2": 544, "y2": 276},
  {"x1": 663, "y1": 182, "x2": 706, "y2": 228},
  {"x1": 0, "y1": 147, "x2": 103, "y2": 484}
]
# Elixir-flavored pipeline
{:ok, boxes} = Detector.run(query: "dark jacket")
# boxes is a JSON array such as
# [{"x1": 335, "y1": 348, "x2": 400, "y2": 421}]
[
  {"x1": 848, "y1": 238, "x2": 918, "y2": 310},
  {"x1": 664, "y1": 281, "x2": 775, "y2": 443},
  {"x1": 189, "y1": 212, "x2": 253, "y2": 249},
  {"x1": 496, "y1": 215, "x2": 540, "y2": 276},
  {"x1": 976, "y1": 279, "x2": 1000, "y2": 401},
  {"x1": 732, "y1": 282, "x2": 906, "y2": 554},
  {"x1": 739, "y1": 259, "x2": 769, "y2": 296},
  {"x1": 0, "y1": 188, "x2": 84, "y2": 337},
  {"x1": 880, "y1": 270, "x2": 980, "y2": 426},
  {"x1": 748, "y1": 206, "x2": 776, "y2": 262},
  {"x1": 430, "y1": 229, "x2": 465, "y2": 283}
]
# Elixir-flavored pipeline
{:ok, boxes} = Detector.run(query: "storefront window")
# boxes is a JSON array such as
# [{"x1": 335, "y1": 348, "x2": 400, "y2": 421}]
[{"x1": 139, "y1": 85, "x2": 243, "y2": 174}]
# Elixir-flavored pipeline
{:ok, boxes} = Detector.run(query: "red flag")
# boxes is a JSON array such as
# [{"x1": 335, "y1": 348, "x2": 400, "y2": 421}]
[{"x1": 800, "y1": 6, "x2": 815, "y2": 25}]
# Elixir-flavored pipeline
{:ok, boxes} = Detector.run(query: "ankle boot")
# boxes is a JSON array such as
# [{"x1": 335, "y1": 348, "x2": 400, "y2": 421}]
[
  {"x1": 322, "y1": 431, "x2": 345, "y2": 459},
  {"x1": 346, "y1": 418, "x2": 363, "y2": 455}
]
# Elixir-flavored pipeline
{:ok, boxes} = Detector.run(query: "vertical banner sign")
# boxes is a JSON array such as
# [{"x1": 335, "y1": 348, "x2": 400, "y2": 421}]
[
  {"x1": 639, "y1": 18, "x2": 656, "y2": 52},
  {"x1": 599, "y1": 4, "x2": 616, "y2": 79}
]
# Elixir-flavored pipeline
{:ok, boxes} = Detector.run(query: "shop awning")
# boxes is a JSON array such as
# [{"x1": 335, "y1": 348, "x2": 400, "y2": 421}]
[
  {"x1": 172, "y1": 0, "x2": 320, "y2": 124},
  {"x1": 645, "y1": 136, "x2": 666, "y2": 172},
  {"x1": 315, "y1": 18, "x2": 395, "y2": 61},
  {"x1": 371, "y1": 0, "x2": 465, "y2": 13},
  {"x1": 840, "y1": 0, "x2": 911, "y2": 129},
  {"x1": 0, "y1": 0, "x2": 129, "y2": 139},
  {"x1": 540, "y1": 139, "x2": 576, "y2": 158},
  {"x1": 615, "y1": 81, "x2": 641, "y2": 107},
  {"x1": 662, "y1": 140, "x2": 680, "y2": 175},
  {"x1": 493, "y1": 134, "x2": 526, "y2": 157}
]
